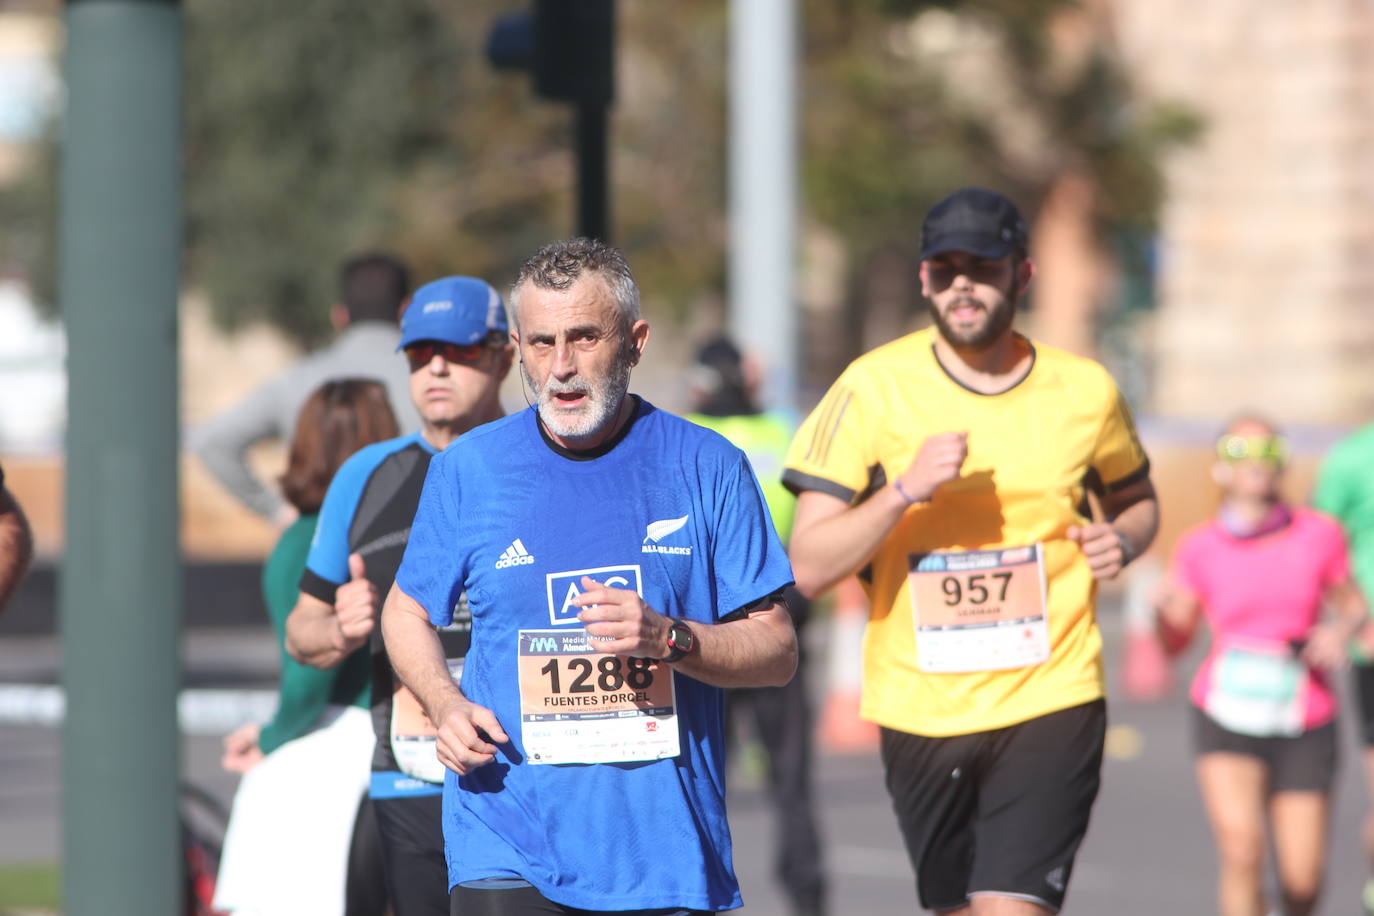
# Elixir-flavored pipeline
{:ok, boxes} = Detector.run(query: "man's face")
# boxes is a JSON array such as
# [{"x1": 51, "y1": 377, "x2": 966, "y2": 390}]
[
  {"x1": 405, "y1": 337, "x2": 511, "y2": 430},
  {"x1": 513, "y1": 274, "x2": 649, "y2": 448},
  {"x1": 919, "y1": 251, "x2": 1028, "y2": 351}
]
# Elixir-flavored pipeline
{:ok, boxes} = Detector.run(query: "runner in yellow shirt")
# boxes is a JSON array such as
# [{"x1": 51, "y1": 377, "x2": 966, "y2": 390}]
[{"x1": 784, "y1": 187, "x2": 1160, "y2": 915}]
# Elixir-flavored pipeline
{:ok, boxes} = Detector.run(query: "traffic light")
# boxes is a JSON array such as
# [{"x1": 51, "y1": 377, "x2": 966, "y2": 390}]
[
  {"x1": 487, "y1": 1, "x2": 616, "y2": 241},
  {"x1": 487, "y1": 0, "x2": 615, "y2": 104}
]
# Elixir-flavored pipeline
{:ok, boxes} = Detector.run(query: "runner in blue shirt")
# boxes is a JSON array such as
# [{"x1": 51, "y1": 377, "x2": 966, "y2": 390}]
[
  {"x1": 381, "y1": 238, "x2": 798, "y2": 916},
  {"x1": 286, "y1": 275, "x2": 513, "y2": 916}
]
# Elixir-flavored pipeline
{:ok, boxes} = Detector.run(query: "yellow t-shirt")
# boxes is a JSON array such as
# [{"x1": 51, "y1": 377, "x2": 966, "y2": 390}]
[{"x1": 783, "y1": 329, "x2": 1149, "y2": 736}]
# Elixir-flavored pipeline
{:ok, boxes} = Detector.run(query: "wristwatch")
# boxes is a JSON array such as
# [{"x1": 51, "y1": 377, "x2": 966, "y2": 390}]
[{"x1": 663, "y1": 620, "x2": 697, "y2": 663}]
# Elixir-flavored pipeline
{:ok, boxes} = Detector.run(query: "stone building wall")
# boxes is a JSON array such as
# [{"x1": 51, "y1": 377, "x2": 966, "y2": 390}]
[{"x1": 1114, "y1": 0, "x2": 1374, "y2": 425}]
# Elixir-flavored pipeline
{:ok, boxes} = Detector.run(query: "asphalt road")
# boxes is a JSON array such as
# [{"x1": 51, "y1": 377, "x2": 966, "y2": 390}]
[{"x1": 3, "y1": 602, "x2": 1372, "y2": 915}]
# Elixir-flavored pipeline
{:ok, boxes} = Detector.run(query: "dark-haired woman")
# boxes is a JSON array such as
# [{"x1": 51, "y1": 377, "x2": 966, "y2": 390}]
[{"x1": 215, "y1": 379, "x2": 398, "y2": 916}]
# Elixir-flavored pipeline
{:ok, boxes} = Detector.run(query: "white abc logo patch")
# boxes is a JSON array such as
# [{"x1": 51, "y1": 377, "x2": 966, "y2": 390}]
[{"x1": 544, "y1": 565, "x2": 642, "y2": 627}]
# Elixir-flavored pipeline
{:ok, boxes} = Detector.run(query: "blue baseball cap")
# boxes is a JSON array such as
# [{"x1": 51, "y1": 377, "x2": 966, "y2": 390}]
[{"x1": 397, "y1": 276, "x2": 509, "y2": 350}]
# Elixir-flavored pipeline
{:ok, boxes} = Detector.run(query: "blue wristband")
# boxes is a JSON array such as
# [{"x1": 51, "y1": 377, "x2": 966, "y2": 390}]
[{"x1": 893, "y1": 478, "x2": 924, "y2": 505}]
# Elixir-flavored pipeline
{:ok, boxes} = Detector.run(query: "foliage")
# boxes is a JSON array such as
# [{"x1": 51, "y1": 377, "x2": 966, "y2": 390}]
[
  {"x1": 186, "y1": 0, "x2": 732, "y2": 342},
  {"x1": 0, "y1": 0, "x2": 1198, "y2": 361},
  {"x1": 183, "y1": 0, "x2": 553, "y2": 344},
  {"x1": 803, "y1": 0, "x2": 1201, "y2": 260}
]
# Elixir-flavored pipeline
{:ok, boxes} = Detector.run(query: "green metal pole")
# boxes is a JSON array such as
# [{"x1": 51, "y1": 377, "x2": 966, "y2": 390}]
[{"x1": 58, "y1": 2, "x2": 183, "y2": 914}]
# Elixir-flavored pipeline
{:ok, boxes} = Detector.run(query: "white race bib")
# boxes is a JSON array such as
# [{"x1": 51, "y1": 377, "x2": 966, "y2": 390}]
[
  {"x1": 909, "y1": 544, "x2": 1050, "y2": 673},
  {"x1": 517, "y1": 628, "x2": 679, "y2": 765},
  {"x1": 1204, "y1": 641, "x2": 1306, "y2": 737}
]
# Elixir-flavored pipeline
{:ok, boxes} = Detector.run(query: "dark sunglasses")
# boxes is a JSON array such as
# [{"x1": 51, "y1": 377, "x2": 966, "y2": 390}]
[{"x1": 404, "y1": 338, "x2": 499, "y2": 370}]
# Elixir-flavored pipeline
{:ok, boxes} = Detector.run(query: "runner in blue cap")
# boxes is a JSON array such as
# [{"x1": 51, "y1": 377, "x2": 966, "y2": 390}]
[{"x1": 287, "y1": 275, "x2": 512, "y2": 916}]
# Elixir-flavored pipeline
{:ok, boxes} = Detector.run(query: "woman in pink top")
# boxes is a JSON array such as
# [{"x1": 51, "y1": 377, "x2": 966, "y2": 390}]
[{"x1": 1157, "y1": 415, "x2": 1369, "y2": 916}]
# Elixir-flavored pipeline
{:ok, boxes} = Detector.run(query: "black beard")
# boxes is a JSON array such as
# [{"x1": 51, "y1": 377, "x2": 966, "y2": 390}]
[{"x1": 926, "y1": 294, "x2": 1016, "y2": 352}]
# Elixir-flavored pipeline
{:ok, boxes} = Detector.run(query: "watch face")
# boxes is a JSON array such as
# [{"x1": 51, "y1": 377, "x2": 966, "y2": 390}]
[{"x1": 670, "y1": 622, "x2": 695, "y2": 653}]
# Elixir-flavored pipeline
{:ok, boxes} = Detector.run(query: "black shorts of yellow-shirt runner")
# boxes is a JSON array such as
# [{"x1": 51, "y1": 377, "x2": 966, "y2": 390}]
[{"x1": 880, "y1": 700, "x2": 1106, "y2": 914}]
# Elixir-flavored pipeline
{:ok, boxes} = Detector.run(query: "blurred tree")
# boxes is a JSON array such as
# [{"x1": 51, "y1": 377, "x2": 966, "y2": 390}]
[
  {"x1": 801, "y1": 0, "x2": 1202, "y2": 375},
  {"x1": 0, "y1": 0, "x2": 1197, "y2": 372},
  {"x1": 182, "y1": 0, "x2": 566, "y2": 344}
]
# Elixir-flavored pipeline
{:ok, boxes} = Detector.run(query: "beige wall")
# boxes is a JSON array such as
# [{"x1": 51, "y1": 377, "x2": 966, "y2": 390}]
[{"x1": 1115, "y1": 0, "x2": 1374, "y2": 425}]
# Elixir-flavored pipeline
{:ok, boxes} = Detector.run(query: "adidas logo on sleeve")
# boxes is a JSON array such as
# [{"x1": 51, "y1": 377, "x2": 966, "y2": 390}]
[{"x1": 495, "y1": 538, "x2": 536, "y2": 569}]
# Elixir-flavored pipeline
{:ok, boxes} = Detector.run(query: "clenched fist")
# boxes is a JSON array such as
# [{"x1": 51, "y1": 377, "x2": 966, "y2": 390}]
[{"x1": 893, "y1": 432, "x2": 968, "y2": 504}]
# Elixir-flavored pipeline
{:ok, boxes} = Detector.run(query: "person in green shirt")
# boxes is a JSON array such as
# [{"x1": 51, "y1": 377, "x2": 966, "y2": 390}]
[
  {"x1": 686, "y1": 336, "x2": 826, "y2": 916},
  {"x1": 1313, "y1": 421, "x2": 1374, "y2": 914},
  {"x1": 216, "y1": 378, "x2": 399, "y2": 916}
]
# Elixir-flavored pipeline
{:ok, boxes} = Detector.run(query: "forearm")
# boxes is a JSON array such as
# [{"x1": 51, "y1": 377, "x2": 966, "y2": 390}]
[
  {"x1": 189, "y1": 391, "x2": 285, "y2": 520},
  {"x1": 1154, "y1": 584, "x2": 1200, "y2": 657},
  {"x1": 1328, "y1": 579, "x2": 1370, "y2": 641},
  {"x1": 789, "y1": 487, "x2": 911, "y2": 598},
  {"x1": 1155, "y1": 601, "x2": 1196, "y2": 656},
  {"x1": 1100, "y1": 483, "x2": 1159, "y2": 563},
  {"x1": 0, "y1": 491, "x2": 34, "y2": 610},
  {"x1": 196, "y1": 444, "x2": 284, "y2": 520},
  {"x1": 670, "y1": 603, "x2": 797, "y2": 689},
  {"x1": 381, "y1": 584, "x2": 465, "y2": 721},
  {"x1": 285, "y1": 593, "x2": 352, "y2": 669}
]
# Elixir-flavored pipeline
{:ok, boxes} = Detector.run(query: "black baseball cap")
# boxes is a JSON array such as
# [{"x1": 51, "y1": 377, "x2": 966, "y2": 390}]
[{"x1": 919, "y1": 187, "x2": 1028, "y2": 261}]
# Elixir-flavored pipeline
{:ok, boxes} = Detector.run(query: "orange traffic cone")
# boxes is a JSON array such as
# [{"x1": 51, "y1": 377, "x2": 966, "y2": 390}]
[
  {"x1": 816, "y1": 577, "x2": 879, "y2": 753},
  {"x1": 1119, "y1": 556, "x2": 1172, "y2": 703}
]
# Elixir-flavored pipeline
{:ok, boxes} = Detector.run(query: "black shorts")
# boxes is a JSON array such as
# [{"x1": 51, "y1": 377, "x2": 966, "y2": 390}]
[
  {"x1": 1352, "y1": 663, "x2": 1374, "y2": 745},
  {"x1": 372, "y1": 793, "x2": 449, "y2": 916},
  {"x1": 1190, "y1": 705, "x2": 1338, "y2": 793},
  {"x1": 451, "y1": 882, "x2": 706, "y2": 916},
  {"x1": 879, "y1": 699, "x2": 1106, "y2": 914}
]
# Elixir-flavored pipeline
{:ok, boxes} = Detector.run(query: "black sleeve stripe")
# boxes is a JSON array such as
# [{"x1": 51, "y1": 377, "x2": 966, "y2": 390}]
[
  {"x1": 781, "y1": 468, "x2": 857, "y2": 504},
  {"x1": 1081, "y1": 466, "x2": 1105, "y2": 499},
  {"x1": 299, "y1": 567, "x2": 341, "y2": 606},
  {"x1": 718, "y1": 587, "x2": 790, "y2": 623},
  {"x1": 1103, "y1": 459, "x2": 1152, "y2": 494},
  {"x1": 817, "y1": 388, "x2": 854, "y2": 466},
  {"x1": 855, "y1": 463, "x2": 888, "y2": 505}
]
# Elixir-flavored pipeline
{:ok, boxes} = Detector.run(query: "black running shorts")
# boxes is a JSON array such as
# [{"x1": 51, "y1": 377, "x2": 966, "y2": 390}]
[
  {"x1": 879, "y1": 699, "x2": 1106, "y2": 913},
  {"x1": 372, "y1": 793, "x2": 450, "y2": 916},
  {"x1": 1191, "y1": 705, "x2": 1338, "y2": 793}
]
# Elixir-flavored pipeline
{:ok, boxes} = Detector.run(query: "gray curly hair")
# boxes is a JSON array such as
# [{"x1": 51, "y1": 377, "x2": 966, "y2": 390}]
[{"x1": 510, "y1": 237, "x2": 640, "y2": 331}]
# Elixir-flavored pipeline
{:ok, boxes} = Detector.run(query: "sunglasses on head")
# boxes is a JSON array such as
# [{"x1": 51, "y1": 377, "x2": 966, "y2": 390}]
[
  {"x1": 1216, "y1": 434, "x2": 1288, "y2": 465},
  {"x1": 404, "y1": 338, "x2": 499, "y2": 370}
]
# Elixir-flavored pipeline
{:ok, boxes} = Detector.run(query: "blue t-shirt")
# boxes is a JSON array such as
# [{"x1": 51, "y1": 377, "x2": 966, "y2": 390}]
[{"x1": 395, "y1": 398, "x2": 794, "y2": 911}]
